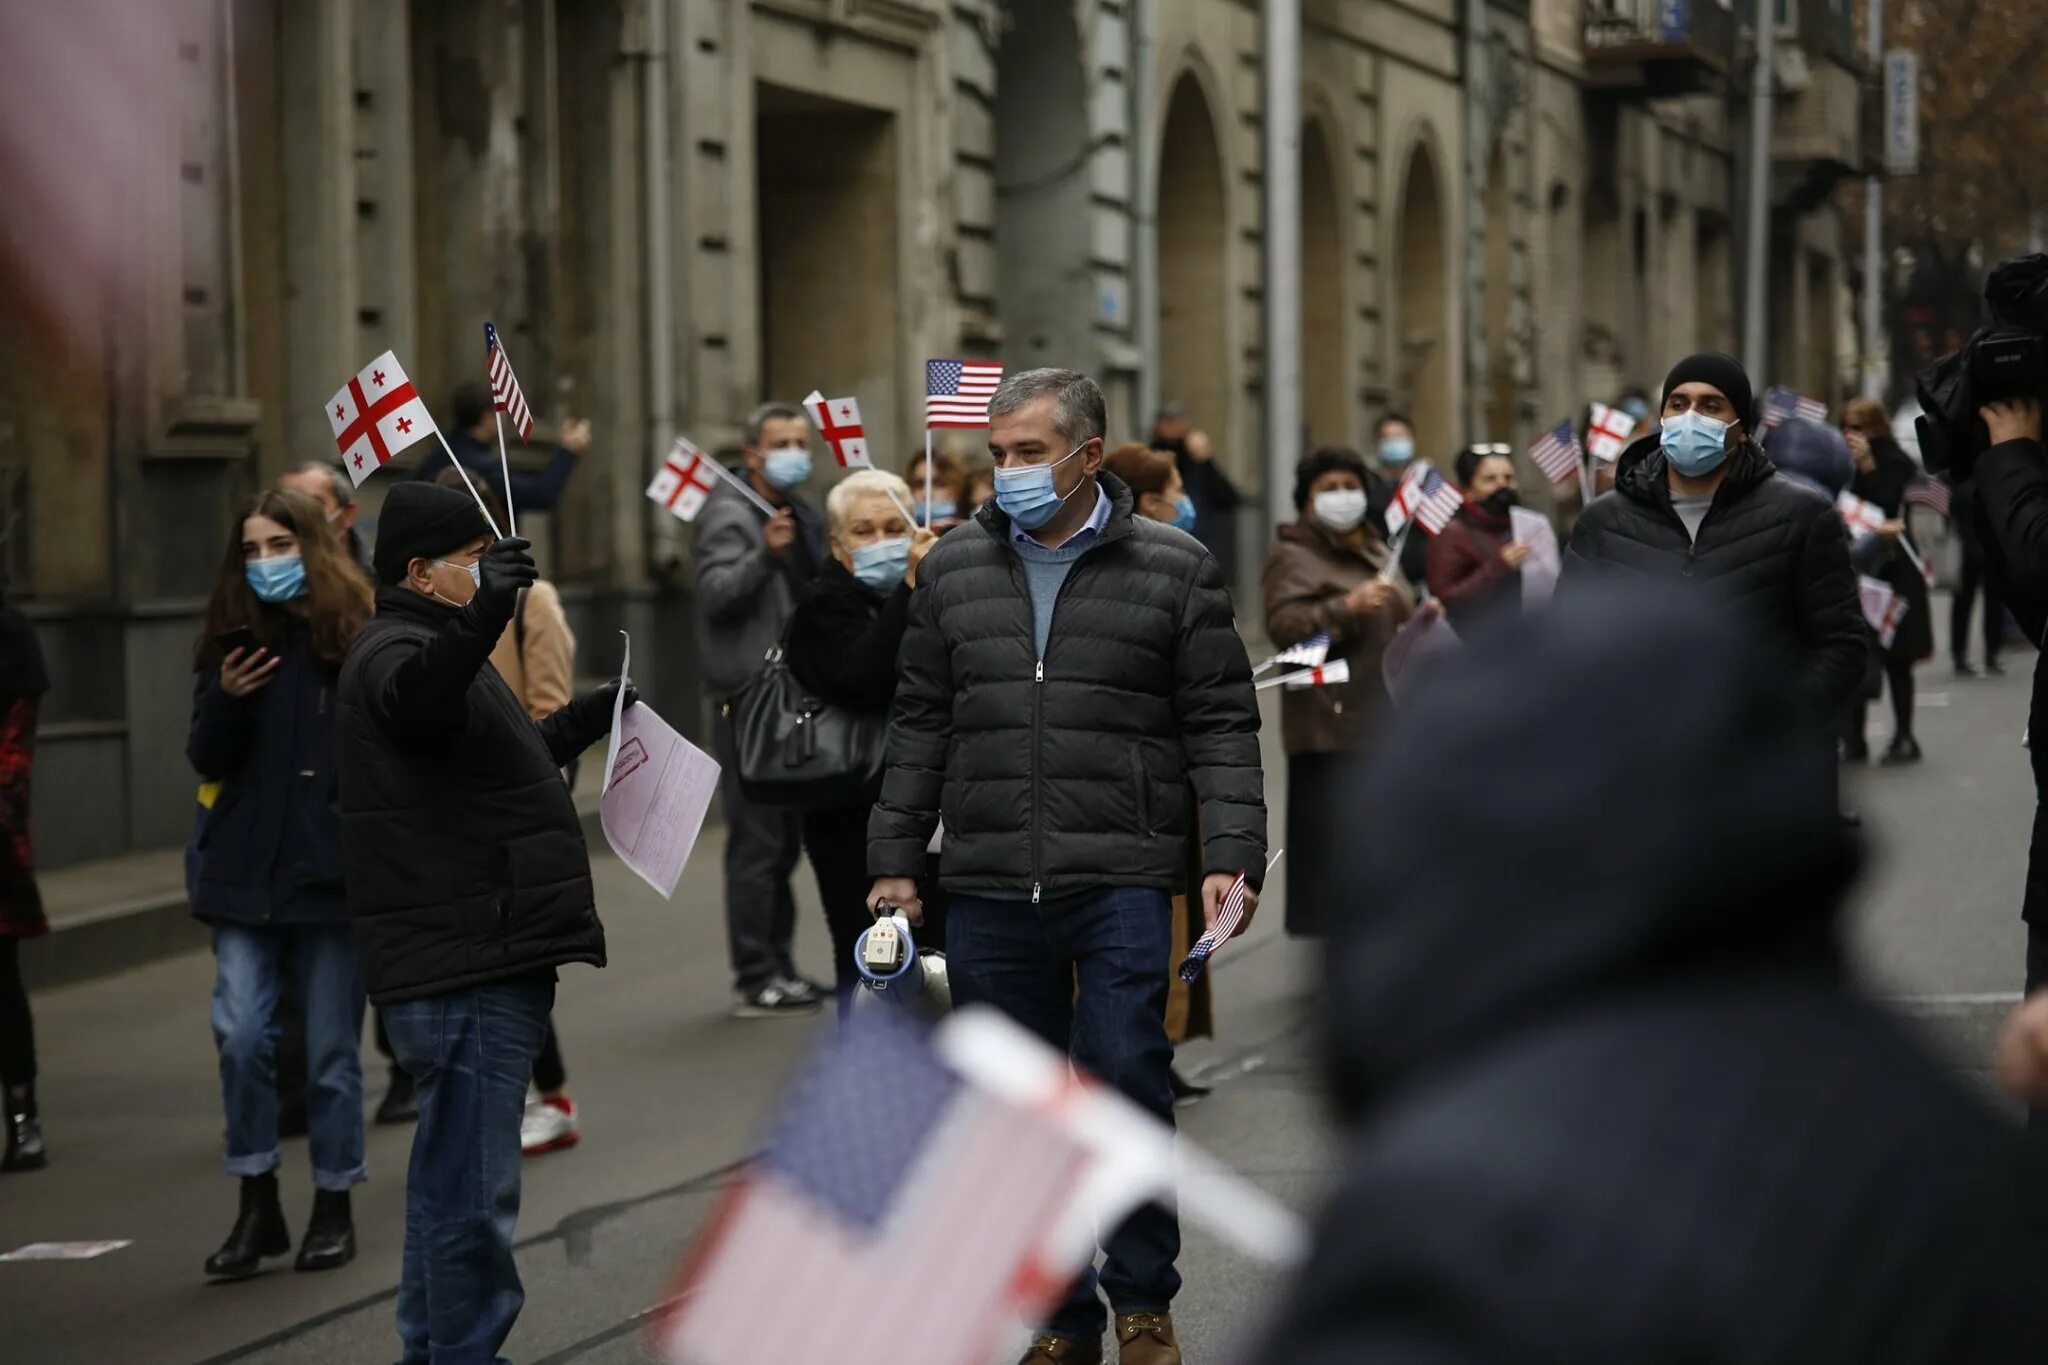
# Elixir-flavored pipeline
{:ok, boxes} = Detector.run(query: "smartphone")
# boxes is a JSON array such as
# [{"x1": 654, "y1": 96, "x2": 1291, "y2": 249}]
[{"x1": 214, "y1": 626, "x2": 259, "y2": 658}]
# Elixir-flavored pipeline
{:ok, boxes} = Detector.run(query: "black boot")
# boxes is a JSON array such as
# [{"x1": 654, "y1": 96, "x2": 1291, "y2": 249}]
[
  {"x1": 374, "y1": 1067, "x2": 418, "y2": 1126},
  {"x1": 204, "y1": 1172, "x2": 291, "y2": 1280},
  {"x1": 1882, "y1": 734, "x2": 1924, "y2": 766},
  {"x1": 2, "y1": 1105, "x2": 45, "y2": 1172},
  {"x1": 294, "y1": 1188, "x2": 356, "y2": 1272}
]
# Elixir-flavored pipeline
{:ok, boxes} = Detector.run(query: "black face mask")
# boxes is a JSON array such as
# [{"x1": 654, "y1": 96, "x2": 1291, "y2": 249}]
[{"x1": 1481, "y1": 488, "x2": 1520, "y2": 516}]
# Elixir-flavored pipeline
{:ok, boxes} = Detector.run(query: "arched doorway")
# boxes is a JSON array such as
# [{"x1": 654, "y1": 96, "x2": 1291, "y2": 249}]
[
  {"x1": 1392, "y1": 139, "x2": 1450, "y2": 462},
  {"x1": 1156, "y1": 72, "x2": 1231, "y2": 470},
  {"x1": 1482, "y1": 141, "x2": 1513, "y2": 443},
  {"x1": 994, "y1": 3, "x2": 1092, "y2": 372},
  {"x1": 1301, "y1": 117, "x2": 1347, "y2": 448}
]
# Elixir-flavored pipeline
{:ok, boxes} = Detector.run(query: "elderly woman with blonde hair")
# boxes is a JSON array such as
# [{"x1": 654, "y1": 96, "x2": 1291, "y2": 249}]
[{"x1": 783, "y1": 470, "x2": 941, "y2": 1009}]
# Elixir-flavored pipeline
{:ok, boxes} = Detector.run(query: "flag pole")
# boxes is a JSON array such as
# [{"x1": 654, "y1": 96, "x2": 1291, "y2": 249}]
[
  {"x1": 1377, "y1": 523, "x2": 1410, "y2": 585},
  {"x1": 492, "y1": 410, "x2": 518, "y2": 538},
  {"x1": 1577, "y1": 449, "x2": 1595, "y2": 509},
  {"x1": 430, "y1": 425, "x2": 506, "y2": 541},
  {"x1": 700, "y1": 448, "x2": 782, "y2": 519},
  {"x1": 923, "y1": 429, "x2": 933, "y2": 528},
  {"x1": 882, "y1": 485, "x2": 920, "y2": 530}
]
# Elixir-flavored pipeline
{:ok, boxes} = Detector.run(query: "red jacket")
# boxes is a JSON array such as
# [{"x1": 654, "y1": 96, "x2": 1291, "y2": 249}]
[{"x1": 1426, "y1": 501, "x2": 1522, "y2": 637}]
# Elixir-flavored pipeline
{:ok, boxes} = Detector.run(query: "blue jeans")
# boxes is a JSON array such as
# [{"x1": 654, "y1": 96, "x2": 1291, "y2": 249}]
[
  {"x1": 211, "y1": 922, "x2": 367, "y2": 1189},
  {"x1": 382, "y1": 978, "x2": 554, "y2": 1365},
  {"x1": 947, "y1": 887, "x2": 1180, "y2": 1340}
]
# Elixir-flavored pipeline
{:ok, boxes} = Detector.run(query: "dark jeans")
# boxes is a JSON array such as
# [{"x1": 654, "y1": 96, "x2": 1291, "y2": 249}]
[
  {"x1": 712, "y1": 715, "x2": 802, "y2": 991},
  {"x1": 801, "y1": 805, "x2": 948, "y2": 1011},
  {"x1": 1954, "y1": 542, "x2": 2006, "y2": 666},
  {"x1": 383, "y1": 977, "x2": 554, "y2": 1365},
  {"x1": 0, "y1": 935, "x2": 33, "y2": 1099},
  {"x1": 947, "y1": 886, "x2": 1179, "y2": 1340}
]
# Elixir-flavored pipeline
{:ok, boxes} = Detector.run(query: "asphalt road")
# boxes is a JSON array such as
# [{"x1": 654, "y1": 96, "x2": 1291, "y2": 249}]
[{"x1": 1, "y1": 625, "x2": 2035, "y2": 1364}]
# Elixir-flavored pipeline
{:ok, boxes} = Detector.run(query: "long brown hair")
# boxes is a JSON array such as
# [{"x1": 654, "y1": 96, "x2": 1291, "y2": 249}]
[{"x1": 196, "y1": 488, "x2": 373, "y2": 668}]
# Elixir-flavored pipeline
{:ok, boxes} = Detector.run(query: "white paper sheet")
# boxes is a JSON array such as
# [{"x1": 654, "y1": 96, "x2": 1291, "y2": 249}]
[
  {"x1": 1510, "y1": 505, "x2": 1561, "y2": 608},
  {"x1": 0, "y1": 1240, "x2": 132, "y2": 1261},
  {"x1": 599, "y1": 632, "x2": 721, "y2": 899}
]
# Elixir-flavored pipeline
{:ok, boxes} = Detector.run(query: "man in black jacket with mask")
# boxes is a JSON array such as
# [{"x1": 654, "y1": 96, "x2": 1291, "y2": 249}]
[
  {"x1": 870, "y1": 369, "x2": 1265, "y2": 1365},
  {"x1": 337, "y1": 482, "x2": 621, "y2": 1364},
  {"x1": 1561, "y1": 352, "x2": 1865, "y2": 709}
]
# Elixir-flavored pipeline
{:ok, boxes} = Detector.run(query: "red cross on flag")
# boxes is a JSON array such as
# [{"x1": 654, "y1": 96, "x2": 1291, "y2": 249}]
[
  {"x1": 647, "y1": 439, "x2": 720, "y2": 523},
  {"x1": 803, "y1": 390, "x2": 870, "y2": 469},
  {"x1": 327, "y1": 351, "x2": 435, "y2": 487},
  {"x1": 1585, "y1": 403, "x2": 1635, "y2": 462}
]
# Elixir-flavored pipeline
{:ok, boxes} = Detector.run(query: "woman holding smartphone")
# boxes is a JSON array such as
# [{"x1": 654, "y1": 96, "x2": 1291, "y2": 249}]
[{"x1": 188, "y1": 488, "x2": 372, "y2": 1280}]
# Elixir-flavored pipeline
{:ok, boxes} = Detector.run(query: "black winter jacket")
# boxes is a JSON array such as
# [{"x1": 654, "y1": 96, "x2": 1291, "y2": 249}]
[
  {"x1": 187, "y1": 614, "x2": 347, "y2": 928},
  {"x1": 1254, "y1": 587, "x2": 2048, "y2": 1365},
  {"x1": 337, "y1": 586, "x2": 609, "y2": 1004},
  {"x1": 784, "y1": 559, "x2": 913, "y2": 715},
  {"x1": 868, "y1": 474, "x2": 1266, "y2": 897},
  {"x1": 1561, "y1": 436, "x2": 1865, "y2": 706}
]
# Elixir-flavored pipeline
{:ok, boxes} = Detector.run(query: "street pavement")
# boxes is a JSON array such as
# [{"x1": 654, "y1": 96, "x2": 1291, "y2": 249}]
[{"x1": 0, "y1": 621, "x2": 2037, "y2": 1364}]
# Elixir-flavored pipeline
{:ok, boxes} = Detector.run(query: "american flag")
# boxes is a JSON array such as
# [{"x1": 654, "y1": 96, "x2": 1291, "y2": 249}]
[
  {"x1": 646, "y1": 439, "x2": 720, "y2": 523},
  {"x1": 1586, "y1": 402, "x2": 1635, "y2": 461},
  {"x1": 1254, "y1": 632, "x2": 1330, "y2": 674},
  {"x1": 1178, "y1": 849, "x2": 1283, "y2": 982},
  {"x1": 658, "y1": 1011, "x2": 1092, "y2": 1365},
  {"x1": 1904, "y1": 474, "x2": 1952, "y2": 517},
  {"x1": 1527, "y1": 418, "x2": 1583, "y2": 486},
  {"x1": 925, "y1": 359, "x2": 1004, "y2": 429},
  {"x1": 1256, "y1": 658, "x2": 1352, "y2": 692},
  {"x1": 1760, "y1": 386, "x2": 1828, "y2": 432},
  {"x1": 803, "y1": 389, "x2": 870, "y2": 468},
  {"x1": 484, "y1": 322, "x2": 534, "y2": 441},
  {"x1": 1392, "y1": 463, "x2": 1464, "y2": 536}
]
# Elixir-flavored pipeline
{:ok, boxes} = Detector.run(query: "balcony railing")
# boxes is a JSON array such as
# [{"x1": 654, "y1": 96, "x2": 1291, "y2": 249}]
[{"x1": 1584, "y1": 0, "x2": 1737, "y2": 97}]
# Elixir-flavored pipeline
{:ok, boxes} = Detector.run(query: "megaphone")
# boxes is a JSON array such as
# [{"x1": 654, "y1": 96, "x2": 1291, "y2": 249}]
[{"x1": 852, "y1": 910, "x2": 951, "y2": 1017}]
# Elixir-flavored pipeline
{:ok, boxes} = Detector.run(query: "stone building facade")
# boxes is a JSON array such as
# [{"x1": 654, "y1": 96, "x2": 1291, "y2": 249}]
[{"x1": 1, "y1": 0, "x2": 1867, "y2": 866}]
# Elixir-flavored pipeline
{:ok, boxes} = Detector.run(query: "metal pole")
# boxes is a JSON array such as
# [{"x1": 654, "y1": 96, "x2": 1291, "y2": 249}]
[
  {"x1": 1131, "y1": 0, "x2": 1160, "y2": 428},
  {"x1": 1262, "y1": 0, "x2": 1302, "y2": 528},
  {"x1": 1741, "y1": 1, "x2": 1778, "y2": 380},
  {"x1": 1860, "y1": 0, "x2": 1885, "y2": 400}
]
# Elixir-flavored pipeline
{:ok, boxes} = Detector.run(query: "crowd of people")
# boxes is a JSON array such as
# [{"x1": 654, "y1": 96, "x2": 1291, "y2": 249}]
[{"x1": 3, "y1": 343, "x2": 2047, "y2": 1364}]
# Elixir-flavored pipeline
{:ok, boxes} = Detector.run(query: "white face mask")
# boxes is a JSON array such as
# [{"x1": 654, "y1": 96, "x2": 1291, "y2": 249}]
[{"x1": 1312, "y1": 487, "x2": 1369, "y2": 533}]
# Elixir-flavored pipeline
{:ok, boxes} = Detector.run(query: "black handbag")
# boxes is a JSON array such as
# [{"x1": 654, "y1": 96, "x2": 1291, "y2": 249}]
[{"x1": 726, "y1": 642, "x2": 888, "y2": 810}]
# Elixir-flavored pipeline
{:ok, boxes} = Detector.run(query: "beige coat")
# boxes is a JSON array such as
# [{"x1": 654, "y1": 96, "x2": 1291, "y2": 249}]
[{"x1": 489, "y1": 580, "x2": 575, "y2": 720}]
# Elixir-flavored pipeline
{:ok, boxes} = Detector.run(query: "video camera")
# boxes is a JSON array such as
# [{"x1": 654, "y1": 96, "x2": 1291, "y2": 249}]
[{"x1": 1915, "y1": 253, "x2": 2048, "y2": 480}]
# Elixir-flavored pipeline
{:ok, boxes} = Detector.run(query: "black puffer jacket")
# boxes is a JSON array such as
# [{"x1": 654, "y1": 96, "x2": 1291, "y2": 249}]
[
  {"x1": 1561, "y1": 436, "x2": 1865, "y2": 706},
  {"x1": 868, "y1": 474, "x2": 1266, "y2": 896},
  {"x1": 337, "y1": 587, "x2": 609, "y2": 1004}
]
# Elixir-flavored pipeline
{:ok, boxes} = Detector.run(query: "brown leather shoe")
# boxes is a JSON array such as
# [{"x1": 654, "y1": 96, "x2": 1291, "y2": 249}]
[
  {"x1": 1018, "y1": 1334, "x2": 1104, "y2": 1364},
  {"x1": 1115, "y1": 1312, "x2": 1182, "y2": 1364}
]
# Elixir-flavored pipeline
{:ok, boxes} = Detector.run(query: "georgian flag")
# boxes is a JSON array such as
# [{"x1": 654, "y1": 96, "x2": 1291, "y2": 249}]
[
  {"x1": 1253, "y1": 632, "x2": 1330, "y2": 675},
  {"x1": 647, "y1": 439, "x2": 720, "y2": 522},
  {"x1": 1256, "y1": 658, "x2": 1352, "y2": 692},
  {"x1": 1586, "y1": 403, "x2": 1635, "y2": 462},
  {"x1": 803, "y1": 390, "x2": 870, "y2": 468},
  {"x1": 326, "y1": 351, "x2": 435, "y2": 487}
]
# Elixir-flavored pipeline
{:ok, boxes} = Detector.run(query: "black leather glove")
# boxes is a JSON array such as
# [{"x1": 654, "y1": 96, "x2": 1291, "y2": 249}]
[
  {"x1": 544, "y1": 678, "x2": 638, "y2": 762},
  {"x1": 474, "y1": 537, "x2": 539, "y2": 620},
  {"x1": 580, "y1": 678, "x2": 638, "y2": 731}
]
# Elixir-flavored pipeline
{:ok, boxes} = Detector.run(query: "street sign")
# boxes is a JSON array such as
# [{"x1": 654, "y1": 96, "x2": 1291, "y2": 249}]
[{"x1": 1884, "y1": 50, "x2": 1919, "y2": 176}]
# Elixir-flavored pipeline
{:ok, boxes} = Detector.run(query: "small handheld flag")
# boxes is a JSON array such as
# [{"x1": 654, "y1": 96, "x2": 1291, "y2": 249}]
[
  {"x1": 483, "y1": 322, "x2": 534, "y2": 440},
  {"x1": 1253, "y1": 632, "x2": 1330, "y2": 675},
  {"x1": 646, "y1": 440, "x2": 721, "y2": 522},
  {"x1": 1527, "y1": 419, "x2": 1584, "y2": 487},
  {"x1": 1178, "y1": 849, "x2": 1285, "y2": 982},
  {"x1": 327, "y1": 351, "x2": 435, "y2": 488},
  {"x1": 1761, "y1": 386, "x2": 1828, "y2": 432},
  {"x1": 1836, "y1": 490, "x2": 1890, "y2": 537},
  {"x1": 1586, "y1": 403, "x2": 1634, "y2": 462},
  {"x1": 1256, "y1": 658, "x2": 1352, "y2": 692},
  {"x1": 803, "y1": 390, "x2": 870, "y2": 468},
  {"x1": 1904, "y1": 474, "x2": 1952, "y2": 518},
  {"x1": 1392, "y1": 464, "x2": 1463, "y2": 536},
  {"x1": 925, "y1": 359, "x2": 1003, "y2": 429}
]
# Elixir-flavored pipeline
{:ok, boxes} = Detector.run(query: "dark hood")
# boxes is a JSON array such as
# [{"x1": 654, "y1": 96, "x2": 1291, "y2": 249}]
[
  {"x1": 1323, "y1": 584, "x2": 1856, "y2": 1120},
  {"x1": 1613, "y1": 432, "x2": 1777, "y2": 510}
]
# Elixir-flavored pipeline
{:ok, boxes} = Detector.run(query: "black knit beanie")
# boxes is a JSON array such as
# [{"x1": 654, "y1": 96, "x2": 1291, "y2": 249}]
[
  {"x1": 1660, "y1": 352, "x2": 1756, "y2": 431},
  {"x1": 373, "y1": 482, "x2": 491, "y2": 585}
]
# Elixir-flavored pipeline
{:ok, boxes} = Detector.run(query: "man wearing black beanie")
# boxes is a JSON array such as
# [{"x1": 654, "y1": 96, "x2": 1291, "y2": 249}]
[
  {"x1": 337, "y1": 482, "x2": 624, "y2": 1362},
  {"x1": 1560, "y1": 352, "x2": 1865, "y2": 709}
]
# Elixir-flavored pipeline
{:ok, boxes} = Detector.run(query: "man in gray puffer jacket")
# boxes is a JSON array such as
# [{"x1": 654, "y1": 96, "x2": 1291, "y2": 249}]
[{"x1": 867, "y1": 368, "x2": 1266, "y2": 1365}]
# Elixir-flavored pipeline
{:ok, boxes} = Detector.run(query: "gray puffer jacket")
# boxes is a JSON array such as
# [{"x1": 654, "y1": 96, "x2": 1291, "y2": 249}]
[{"x1": 868, "y1": 473, "x2": 1267, "y2": 898}]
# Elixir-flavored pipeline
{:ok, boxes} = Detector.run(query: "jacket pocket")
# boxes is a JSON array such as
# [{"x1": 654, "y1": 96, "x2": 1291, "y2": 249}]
[{"x1": 1132, "y1": 750, "x2": 1153, "y2": 837}]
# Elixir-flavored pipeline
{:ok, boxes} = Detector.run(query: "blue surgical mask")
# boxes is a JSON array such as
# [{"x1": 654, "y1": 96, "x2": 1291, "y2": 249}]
[
  {"x1": 1169, "y1": 493, "x2": 1197, "y2": 532},
  {"x1": 850, "y1": 536, "x2": 911, "y2": 590},
  {"x1": 912, "y1": 498, "x2": 957, "y2": 524},
  {"x1": 1660, "y1": 410, "x2": 1732, "y2": 478},
  {"x1": 993, "y1": 443, "x2": 1087, "y2": 530},
  {"x1": 1378, "y1": 436, "x2": 1415, "y2": 466},
  {"x1": 245, "y1": 554, "x2": 307, "y2": 603},
  {"x1": 1622, "y1": 396, "x2": 1651, "y2": 421},
  {"x1": 763, "y1": 446, "x2": 812, "y2": 490}
]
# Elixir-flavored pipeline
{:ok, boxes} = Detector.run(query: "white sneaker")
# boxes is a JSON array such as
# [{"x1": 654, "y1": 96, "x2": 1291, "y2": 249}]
[
  {"x1": 732, "y1": 980, "x2": 824, "y2": 1017},
  {"x1": 521, "y1": 1093, "x2": 579, "y2": 1156}
]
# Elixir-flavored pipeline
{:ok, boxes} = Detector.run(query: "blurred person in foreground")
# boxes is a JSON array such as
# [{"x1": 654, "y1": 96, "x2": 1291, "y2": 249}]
[
  {"x1": 434, "y1": 470, "x2": 582, "y2": 1156},
  {"x1": 905, "y1": 446, "x2": 968, "y2": 532},
  {"x1": 189, "y1": 490, "x2": 372, "y2": 1278},
  {"x1": 870, "y1": 369, "x2": 1265, "y2": 1365},
  {"x1": 417, "y1": 381, "x2": 591, "y2": 513},
  {"x1": 1562, "y1": 352, "x2": 1865, "y2": 710},
  {"x1": 338, "y1": 484, "x2": 623, "y2": 1362},
  {"x1": 781, "y1": 469, "x2": 939, "y2": 1012},
  {"x1": 1840, "y1": 397, "x2": 1933, "y2": 765},
  {"x1": 0, "y1": 588, "x2": 48, "y2": 1173},
  {"x1": 1255, "y1": 585, "x2": 2048, "y2": 1364},
  {"x1": 1260, "y1": 445, "x2": 1412, "y2": 937},
  {"x1": 1425, "y1": 445, "x2": 1526, "y2": 638},
  {"x1": 1103, "y1": 442, "x2": 1212, "y2": 1096},
  {"x1": 694, "y1": 402, "x2": 827, "y2": 1016}
]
